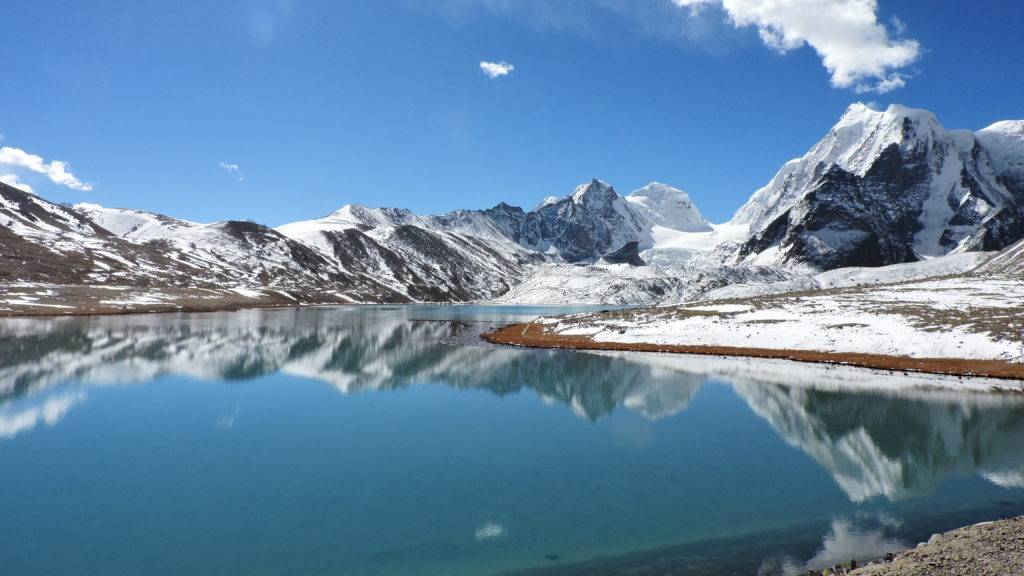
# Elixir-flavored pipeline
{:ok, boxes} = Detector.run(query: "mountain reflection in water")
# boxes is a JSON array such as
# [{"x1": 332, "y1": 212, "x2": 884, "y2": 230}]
[{"x1": 2, "y1": 304, "x2": 1024, "y2": 510}]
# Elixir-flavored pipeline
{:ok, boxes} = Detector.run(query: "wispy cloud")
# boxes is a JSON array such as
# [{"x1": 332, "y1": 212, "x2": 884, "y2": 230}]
[
  {"x1": 480, "y1": 60, "x2": 515, "y2": 79},
  {"x1": 672, "y1": 0, "x2": 920, "y2": 93},
  {"x1": 218, "y1": 162, "x2": 245, "y2": 181},
  {"x1": 891, "y1": 15, "x2": 907, "y2": 35},
  {"x1": 0, "y1": 146, "x2": 93, "y2": 191}
]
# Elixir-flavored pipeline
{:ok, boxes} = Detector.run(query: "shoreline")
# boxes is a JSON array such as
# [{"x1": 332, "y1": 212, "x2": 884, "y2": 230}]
[
  {"x1": 482, "y1": 322, "x2": 1024, "y2": 381},
  {"x1": 0, "y1": 300, "x2": 303, "y2": 318},
  {"x1": 0, "y1": 284, "x2": 372, "y2": 319}
]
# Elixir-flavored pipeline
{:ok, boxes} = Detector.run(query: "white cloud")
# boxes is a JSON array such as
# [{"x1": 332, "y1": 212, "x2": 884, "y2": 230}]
[
  {"x1": 0, "y1": 174, "x2": 34, "y2": 194},
  {"x1": 0, "y1": 146, "x2": 93, "y2": 191},
  {"x1": 218, "y1": 162, "x2": 245, "y2": 181},
  {"x1": 480, "y1": 60, "x2": 515, "y2": 79},
  {"x1": 672, "y1": 0, "x2": 920, "y2": 93}
]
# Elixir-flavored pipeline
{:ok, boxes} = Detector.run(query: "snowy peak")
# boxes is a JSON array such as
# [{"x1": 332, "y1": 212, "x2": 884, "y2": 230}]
[
  {"x1": 626, "y1": 182, "x2": 711, "y2": 232},
  {"x1": 977, "y1": 119, "x2": 1024, "y2": 181},
  {"x1": 814, "y1": 102, "x2": 947, "y2": 178},
  {"x1": 0, "y1": 182, "x2": 106, "y2": 238},
  {"x1": 570, "y1": 178, "x2": 616, "y2": 204},
  {"x1": 519, "y1": 179, "x2": 653, "y2": 262},
  {"x1": 729, "y1": 103, "x2": 1024, "y2": 271},
  {"x1": 979, "y1": 120, "x2": 1024, "y2": 136},
  {"x1": 325, "y1": 204, "x2": 418, "y2": 229},
  {"x1": 73, "y1": 203, "x2": 197, "y2": 239}
]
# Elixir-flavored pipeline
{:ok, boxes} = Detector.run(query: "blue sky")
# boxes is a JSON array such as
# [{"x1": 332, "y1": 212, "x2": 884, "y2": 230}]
[{"x1": 1, "y1": 0, "x2": 1022, "y2": 225}]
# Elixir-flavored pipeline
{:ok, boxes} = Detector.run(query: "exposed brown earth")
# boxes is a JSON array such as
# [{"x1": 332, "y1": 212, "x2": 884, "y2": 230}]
[{"x1": 482, "y1": 322, "x2": 1024, "y2": 380}]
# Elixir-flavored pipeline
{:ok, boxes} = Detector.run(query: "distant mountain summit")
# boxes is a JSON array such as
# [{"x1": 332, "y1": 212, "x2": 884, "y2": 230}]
[
  {"x1": 518, "y1": 179, "x2": 652, "y2": 262},
  {"x1": 626, "y1": 182, "x2": 711, "y2": 232},
  {"x1": 732, "y1": 103, "x2": 1024, "y2": 270}
]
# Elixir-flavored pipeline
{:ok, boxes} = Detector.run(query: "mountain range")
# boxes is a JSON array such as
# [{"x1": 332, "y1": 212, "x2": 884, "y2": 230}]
[{"x1": 1, "y1": 103, "x2": 1022, "y2": 307}]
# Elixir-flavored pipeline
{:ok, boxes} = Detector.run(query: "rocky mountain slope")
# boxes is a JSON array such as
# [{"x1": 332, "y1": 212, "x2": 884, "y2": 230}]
[
  {"x1": 274, "y1": 203, "x2": 539, "y2": 302},
  {"x1": 976, "y1": 236, "x2": 1024, "y2": 274},
  {"x1": 0, "y1": 182, "x2": 401, "y2": 303},
  {"x1": 518, "y1": 179, "x2": 653, "y2": 261}
]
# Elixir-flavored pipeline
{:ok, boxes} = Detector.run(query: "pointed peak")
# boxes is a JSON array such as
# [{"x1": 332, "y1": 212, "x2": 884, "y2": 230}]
[
  {"x1": 842, "y1": 101, "x2": 878, "y2": 114},
  {"x1": 328, "y1": 203, "x2": 361, "y2": 216},
  {"x1": 571, "y1": 179, "x2": 615, "y2": 202},
  {"x1": 628, "y1": 182, "x2": 689, "y2": 199},
  {"x1": 835, "y1": 102, "x2": 939, "y2": 130},
  {"x1": 489, "y1": 201, "x2": 524, "y2": 213},
  {"x1": 884, "y1": 103, "x2": 939, "y2": 123}
]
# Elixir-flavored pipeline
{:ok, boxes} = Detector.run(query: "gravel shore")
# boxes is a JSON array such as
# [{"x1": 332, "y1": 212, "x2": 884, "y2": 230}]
[{"x1": 845, "y1": 515, "x2": 1024, "y2": 575}]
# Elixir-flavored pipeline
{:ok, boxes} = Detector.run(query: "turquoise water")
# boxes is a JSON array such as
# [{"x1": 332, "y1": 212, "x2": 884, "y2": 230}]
[{"x1": 1, "y1": 305, "x2": 1023, "y2": 575}]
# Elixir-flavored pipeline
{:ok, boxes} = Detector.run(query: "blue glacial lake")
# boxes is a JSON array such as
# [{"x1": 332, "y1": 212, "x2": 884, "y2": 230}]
[{"x1": 1, "y1": 305, "x2": 1023, "y2": 575}]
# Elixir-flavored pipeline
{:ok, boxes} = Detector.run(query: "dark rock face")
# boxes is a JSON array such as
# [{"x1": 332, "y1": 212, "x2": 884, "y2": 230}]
[
  {"x1": 315, "y1": 223, "x2": 526, "y2": 303},
  {"x1": 735, "y1": 106, "x2": 1024, "y2": 271},
  {"x1": 738, "y1": 149, "x2": 929, "y2": 269},
  {"x1": 517, "y1": 180, "x2": 649, "y2": 263},
  {"x1": 478, "y1": 202, "x2": 527, "y2": 243},
  {"x1": 601, "y1": 241, "x2": 646, "y2": 266}
]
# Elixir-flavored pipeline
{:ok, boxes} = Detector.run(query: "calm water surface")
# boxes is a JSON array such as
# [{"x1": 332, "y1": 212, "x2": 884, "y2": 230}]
[{"x1": 1, "y1": 305, "x2": 1023, "y2": 575}]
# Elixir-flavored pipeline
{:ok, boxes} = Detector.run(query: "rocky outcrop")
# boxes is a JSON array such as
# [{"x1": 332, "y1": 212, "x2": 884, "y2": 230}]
[{"x1": 601, "y1": 240, "x2": 646, "y2": 266}]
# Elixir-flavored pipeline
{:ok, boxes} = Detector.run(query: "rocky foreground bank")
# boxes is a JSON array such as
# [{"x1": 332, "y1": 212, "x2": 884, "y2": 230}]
[{"x1": 835, "y1": 515, "x2": 1024, "y2": 576}]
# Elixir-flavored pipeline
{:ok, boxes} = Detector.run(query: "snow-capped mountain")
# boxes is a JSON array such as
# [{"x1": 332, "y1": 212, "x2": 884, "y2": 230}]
[
  {"x1": 274, "y1": 179, "x2": 711, "y2": 304},
  {"x1": 2, "y1": 102, "x2": 1022, "y2": 309},
  {"x1": 0, "y1": 182, "x2": 199, "y2": 286},
  {"x1": 0, "y1": 182, "x2": 403, "y2": 302},
  {"x1": 732, "y1": 103, "x2": 1024, "y2": 270},
  {"x1": 518, "y1": 179, "x2": 653, "y2": 261},
  {"x1": 74, "y1": 204, "x2": 366, "y2": 290},
  {"x1": 275, "y1": 203, "x2": 540, "y2": 302},
  {"x1": 71, "y1": 202, "x2": 403, "y2": 301},
  {"x1": 626, "y1": 182, "x2": 711, "y2": 232}
]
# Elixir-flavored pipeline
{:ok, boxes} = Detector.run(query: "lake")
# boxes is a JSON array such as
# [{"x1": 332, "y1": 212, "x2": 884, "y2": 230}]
[{"x1": 1, "y1": 305, "x2": 1023, "y2": 575}]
